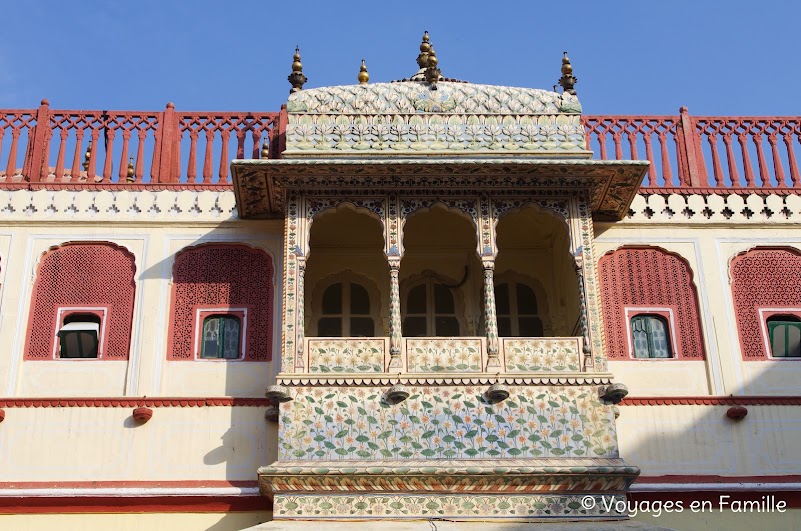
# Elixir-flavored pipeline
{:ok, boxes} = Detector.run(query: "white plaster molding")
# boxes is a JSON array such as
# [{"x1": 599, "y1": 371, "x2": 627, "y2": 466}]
[
  {"x1": 0, "y1": 189, "x2": 239, "y2": 223},
  {"x1": 624, "y1": 193, "x2": 801, "y2": 224}
]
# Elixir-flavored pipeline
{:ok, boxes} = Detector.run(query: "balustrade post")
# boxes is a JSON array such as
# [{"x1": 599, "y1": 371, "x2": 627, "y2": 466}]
[
  {"x1": 26, "y1": 99, "x2": 51, "y2": 182},
  {"x1": 387, "y1": 258, "x2": 403, "y2": 369},
  {"x1": 295, "y1": 256, "x2": 306, "y2": 369},
  {"x1": 156, "y1": 102, "x2": 179, "y2": 183},
  {"x1": 679, "y1": 106, "x2": 703, "y2": 187},
  {"x1": 574, "y1": 254, "x2": 593, "y2": 371},
  {"x1": 483, "y1": 257, "x2": 500, "y2": 369}
]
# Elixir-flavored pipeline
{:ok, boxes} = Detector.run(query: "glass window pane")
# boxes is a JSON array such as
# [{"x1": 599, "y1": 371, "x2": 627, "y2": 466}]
[
  {"x1": 495, "y1": 283, "x2": 510, "y2": 315},
  {"x1": 516, "y1": 284, "x2": 538, "y2": 314},
  {"x1": 222, "y1": 318, "x2": 241, "y2": 359},
  {"x1": 350, "y1": 317, "x2": 374, "y2": 337},
  {"x1": 407, "y1": 284, "x2": 426, "y2": 314},
  {"x1": 649, "y1": 317, "x2": 671, "y2": 358},
  {"x1": 322, "y1": 283, "x2": 343, "y2": 314},
  {"x1": 771, "y1": 324, "x2": 787, "y2": 357},
  {"x1": 403, "y1": 316, "x2": 426, "y2": 337},
  {"x1": 788, "y1": 324, "x2": 801, "y2": 357},
  {"x1": 518, "y1": 317, "x2": 543, "y2": 337},
  {"x1": 435, "y1": 316, "x2": 460, "y2": 336},
  {"x1": 318, "y1": 317, "x2": 342, "y2": 337},
  {"x1": 434, "y1": 284, "x2": 455, "y2": 313},
  {"x1": 632, "y1": 328, "x2": 649, "y2": 358},
  {"x1": 62, "y1": 332, "x2": 80, "y2": 358},
  {"x1": 202, "y1": 318, "x2": 221, "y2": 358},
  {"x1": 79, "y1": 331, "x2": 99, "y2": 358},
  {"x1": 498, "y1": 317, "x2": 512, "y2": 337},
  {"x1": 350, "y1": 283, "x2": 370, "y2": 314}
]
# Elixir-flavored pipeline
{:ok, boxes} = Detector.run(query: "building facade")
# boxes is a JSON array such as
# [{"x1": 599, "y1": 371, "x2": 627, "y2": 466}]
[{"x1": 0, "y1": 38, "x2": 800, "y2": 530}]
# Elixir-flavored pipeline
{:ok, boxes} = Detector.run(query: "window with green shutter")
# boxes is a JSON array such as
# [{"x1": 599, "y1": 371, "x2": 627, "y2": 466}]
[
  {"x1": 767, "y1": 316, "x2": 801, "y2": 358},
  {"x1": 200, "y1": 315, "x2": 242, "y2": 359},
  {"x1": 630, "y1": 314, "x2": 672, "y2": 359}
]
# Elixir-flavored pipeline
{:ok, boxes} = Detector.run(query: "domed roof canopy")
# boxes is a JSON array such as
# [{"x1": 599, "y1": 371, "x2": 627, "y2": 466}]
[{"x1": 282, "y1": 36, "x2": 586, "y2": 157}]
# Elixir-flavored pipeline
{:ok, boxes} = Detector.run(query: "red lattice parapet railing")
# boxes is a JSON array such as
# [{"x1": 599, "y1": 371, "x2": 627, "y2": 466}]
[
  {"x1": 583, "y1": 107, "x2": 801, "y2": 193},
  {"x1": 1, "y1": 101, "x2": 799, "y2": 193},
  {"x1": 0, "y1": 100, "x2": 283, "y2": 189}
]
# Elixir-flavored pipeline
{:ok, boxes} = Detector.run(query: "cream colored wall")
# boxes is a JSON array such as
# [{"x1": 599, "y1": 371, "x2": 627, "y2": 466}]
[
  {"x1": 0, "y1": 190, "x2": 284, "y2": 398},
  {"x1": 1, "y1": 512, "x2": 272, "y2": 531},
  {"x1": 596, "y1": 200, "x2": 801, "y2": 397},
  {"x1": 632, "y1": 509, "x2": 801, "y2": 531}
]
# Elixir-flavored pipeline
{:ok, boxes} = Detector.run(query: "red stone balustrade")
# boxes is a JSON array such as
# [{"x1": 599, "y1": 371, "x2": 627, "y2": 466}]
[{"x1": 1, "y1": 101, "x2": 800, "y2": 193}]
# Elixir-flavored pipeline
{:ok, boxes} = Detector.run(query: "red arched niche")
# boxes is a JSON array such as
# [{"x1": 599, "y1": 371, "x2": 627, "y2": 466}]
[
  {"x1": 731, "y1": 247, "x2": 801, "y2": 360},
  {"x1": 168, "y1": 243, "x2": 273, "y2": 361},
  {"x1": 598, "y1": 247, "x2": 706, "y2": 360},
  {"x1": 25, "y1": 242, "x2": 136, "y2": 360}
]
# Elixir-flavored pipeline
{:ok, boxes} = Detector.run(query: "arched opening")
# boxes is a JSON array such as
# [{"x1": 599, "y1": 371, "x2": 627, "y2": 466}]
[
  {"x1": 495, "y1": 207, "x2": 579, "y2": 337},
  {"x1": 306, "y1": 206, "x2": 387, "y2": 337},
  {"x1": 401, "y1": 205, "x2": 481, "y2": 337}
]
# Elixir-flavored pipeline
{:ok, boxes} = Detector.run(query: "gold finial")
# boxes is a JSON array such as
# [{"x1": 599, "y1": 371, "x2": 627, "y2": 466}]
[
  {"x1": 416, "y1": 31, "x2": 431, "y2": 69},
  {"x1": 558, "y1": 51, "x2": 577, "y2": 95},
  {"x1": 288, "y1": 46, "x2": 308, "y2": 94},
  {"x1": 358, "y1": 59, "x2": 369, "y2": 85},
  {"x1": 126, "y1": 157, "x2": 135, "y2": 182},
  {"x1": 261, "y1": 136, "x2": 270, "y2": 159},
  {"x1": 425, "y1": 43, "x2": 441, "y2": 89},
  {"x1": 82, "y1": 141, "x2": 92, "y2": 172}
]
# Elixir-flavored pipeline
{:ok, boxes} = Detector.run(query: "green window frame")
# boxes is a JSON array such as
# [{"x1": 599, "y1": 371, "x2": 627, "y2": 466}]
[
  {"x1": 200, "y1": 314, "x2": 242, "y2": 359},
  {"x1": 767, "y1": 316, "x2": 801, "y2": 358},
  {"x1": 630, "y1": 314, "x2": 672, "y2": 359}
]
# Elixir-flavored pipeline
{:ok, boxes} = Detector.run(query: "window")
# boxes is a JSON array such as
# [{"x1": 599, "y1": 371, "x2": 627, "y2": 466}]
[
  {"x1": 58, "y1": 313, "x2": 102, "y2": 359},
  {"x1": 317, "y1": 281, "x2": 375, "y2": 337},
  {"x1": 767, "y1": 315, "x2": 801, "y2": 358},
  {"x1": 630, "y1": 314, "x2": 672, "y2": 358},
  {"x1": 495, "y1": 281, "x2": 543, "y2": 337},
  {"x1": 403, "y1": 280, "x2": 460, "y2": 337},
  {"x1": 200, "y1": 314, "x2": 242, "y2": 359}
]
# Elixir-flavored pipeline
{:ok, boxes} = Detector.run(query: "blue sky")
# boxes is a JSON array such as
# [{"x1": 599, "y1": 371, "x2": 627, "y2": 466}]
[{"x1": 1, "y1": 1, "x2": 799, "y2": 116}]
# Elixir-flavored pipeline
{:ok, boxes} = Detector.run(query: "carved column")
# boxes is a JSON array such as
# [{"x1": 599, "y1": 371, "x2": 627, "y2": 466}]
[
  {"x1": 387, "y1": 257, "x2": 402, "y2": 369},
  {"x1": 295, "y1": 255, "x2": 306, "y2": 369},
  {"x1": 574, "y1": 254, "x2": 593, "y2": 371},
  {"x1": 483, "y1": 257, "x2": 501, "y2": 368}
]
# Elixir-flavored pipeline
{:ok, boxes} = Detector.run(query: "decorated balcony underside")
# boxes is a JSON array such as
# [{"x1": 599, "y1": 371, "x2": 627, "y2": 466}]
[
  {"x1": 277, "y1": 385, "x2": 617, "y2": 461},
  {"x1": 258, "y1": 459, "x2": 637, "y2": 520},
  {"x1": 303, "y1": 337, "x2": 585, "y2": 374}
]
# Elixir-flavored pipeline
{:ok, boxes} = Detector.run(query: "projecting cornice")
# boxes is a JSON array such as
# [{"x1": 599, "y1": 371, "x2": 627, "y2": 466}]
[{"x1": 231, "y1": 158, "x2": 648, "y2": 221}]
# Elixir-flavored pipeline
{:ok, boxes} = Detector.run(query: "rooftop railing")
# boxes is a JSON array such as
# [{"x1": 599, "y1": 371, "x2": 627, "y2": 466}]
[{"x1": 1, "y1": 101, "x2": 799, "y2": 193}]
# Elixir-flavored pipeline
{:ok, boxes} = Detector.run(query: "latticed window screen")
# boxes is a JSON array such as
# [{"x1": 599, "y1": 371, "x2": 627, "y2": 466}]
[
  {"x1": 201, "y1": 315, "x2": 241, "y2": 359},
  {"x1": 767, "y1": 317, "x2": 801, "y2": 358},
  {"x1": 630, "y1": 314, "x2": 672, "y2": 358}
]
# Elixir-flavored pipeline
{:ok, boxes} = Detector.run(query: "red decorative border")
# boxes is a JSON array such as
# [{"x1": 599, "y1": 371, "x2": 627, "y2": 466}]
[
  {"x1": 620, "y1": 396, "x2": 801, "y2": 406},
  {"x1": 0, "y1": 397, "x2": 271, "y2": 408},
  {"x1": 0, "y1": 496, "x2": 268, "y2": 514}
]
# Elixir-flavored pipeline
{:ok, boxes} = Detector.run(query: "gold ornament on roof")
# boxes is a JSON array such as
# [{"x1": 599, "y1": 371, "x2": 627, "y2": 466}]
[
  {"x1": 558, "y1": 51, "x2": 577, "y2": 95},
  {"x1": 416, "y1": 31, "x2": 431, "y2": 69},
  {"x1": 288, "y1": 46, "x2": 308, "y2": 94},
  {"x1": 82, "y1": 141, "x2": 92, "y2": 172},
  {"x1": 358, "y1": 59, "x2": 369, "y2": 85},
  {"x1": 126, "y1": 157, "x2": 135, "y2": 182}
]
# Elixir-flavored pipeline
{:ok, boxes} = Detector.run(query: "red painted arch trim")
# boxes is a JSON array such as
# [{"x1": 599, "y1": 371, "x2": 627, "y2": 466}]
[
  {"x1": 0, "y1": 397, "x2": 271, "y2": 408},
  {"x1": 620, "y1": 396, "x2": 801, "y2": 406},
  {"x1": 0, "y1": 480, "x2": 258, "y2": 489}
]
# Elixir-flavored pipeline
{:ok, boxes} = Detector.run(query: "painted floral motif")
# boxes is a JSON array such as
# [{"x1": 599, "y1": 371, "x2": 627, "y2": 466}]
[
  {"x1": 503, "y1": 338, "x2": 581, "y2": 372},
  {"x1": 273, "y1": 493, "x2": 625, "y2": 519},
  {"x1": 406, "y1": 339, "x2": 483, "y2": 372},
  {"x1": 286, "y1": 82, "x2": 578, "y2": 115},
  {"x1": 285, "y1": 114, "x2": 586, "y2": 153},
  {"x1": 307, "y1": 339, "x2": 386, "y2": 373},
  {"x1": 279, "y1": 385, "x2": 617, "y2": 460}
]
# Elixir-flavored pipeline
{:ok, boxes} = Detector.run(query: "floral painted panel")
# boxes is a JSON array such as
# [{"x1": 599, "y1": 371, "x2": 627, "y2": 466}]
[
  {"x1": 273, "y1": 493, "x2": 626, "y2": 519},
  {"x1": 503, "y1": 338, "x2": 581, "y2": 372},
  {"x1": 307, "y1": 338, "x2": 386, "y2": 373},
  {"x1": 279, "y1": 386, "x2": 617, "y2": 460},
  {"x1": 406, "y1": 338, "x2": 483, "y2": 372}
]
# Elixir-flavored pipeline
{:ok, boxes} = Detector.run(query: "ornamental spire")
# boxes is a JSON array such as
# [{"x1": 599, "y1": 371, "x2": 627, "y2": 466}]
[
  {"x1": 358, "y1": 59, "x2": 369, "y2": 85},
  {"x1": 558, "y1": 51, "x2": 577, "y2": 95},
  {"x1": 288, "y1": 46, "x2": 308, "y2": 94}
]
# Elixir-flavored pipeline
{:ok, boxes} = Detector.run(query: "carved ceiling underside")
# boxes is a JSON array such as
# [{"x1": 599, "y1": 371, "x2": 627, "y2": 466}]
[{"x1": 231, "y1": 158, "x2": 648, "y2": 221}]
